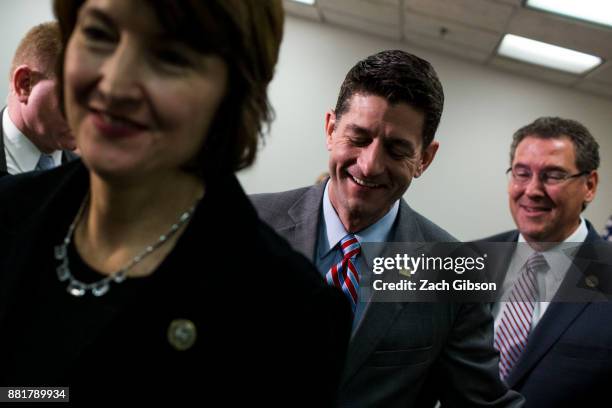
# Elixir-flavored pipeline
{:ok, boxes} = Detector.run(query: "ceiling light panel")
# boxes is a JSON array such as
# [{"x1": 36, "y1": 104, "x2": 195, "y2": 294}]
[{"x1": 498, "y1": 34, "x2": 602, "y2": 74}]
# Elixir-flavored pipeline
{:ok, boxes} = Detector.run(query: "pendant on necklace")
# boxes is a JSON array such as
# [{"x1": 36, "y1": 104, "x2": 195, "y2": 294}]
[
  {"x1": 91, "y1": 281, "x2": 110, "y2": 296},
  {"x1": 66, "y1": 280, "x2": 86, "y2": 297}
]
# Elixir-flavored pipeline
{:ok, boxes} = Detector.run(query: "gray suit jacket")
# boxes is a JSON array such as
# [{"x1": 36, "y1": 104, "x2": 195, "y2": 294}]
[{"x1": 252, "y1": 182, "x2": 524, "y2": 407}]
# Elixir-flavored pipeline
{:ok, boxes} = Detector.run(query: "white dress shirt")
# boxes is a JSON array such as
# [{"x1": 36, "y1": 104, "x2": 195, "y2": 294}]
[
  {"x1": 493, "y1": 218, "x2": 588, "y2": 334},
  {"x1": 2, "y1": 108, "x2": 61, "y2": 174},
  {"x1": 316, "y1": 180, "x2": 399, "y2": 330}
]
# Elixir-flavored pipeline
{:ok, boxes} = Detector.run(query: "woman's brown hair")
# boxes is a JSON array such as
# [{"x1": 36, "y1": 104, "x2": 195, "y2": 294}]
[{"x1": 54, "y1": 0, "x2": 284, "y2": 175}]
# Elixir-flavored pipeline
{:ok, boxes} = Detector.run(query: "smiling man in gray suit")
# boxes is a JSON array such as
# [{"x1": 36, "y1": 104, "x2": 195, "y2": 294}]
[{"x1": 252, "y1": 50, "x2": 523, "y2": 407}]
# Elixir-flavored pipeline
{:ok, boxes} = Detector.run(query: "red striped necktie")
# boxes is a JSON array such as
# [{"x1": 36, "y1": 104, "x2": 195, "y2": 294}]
[
  {"x1": 325, "y1": 234, "x2": 361, "y2": 313},
  {"x1": 494, "y1": 252, "x2": 548, "y2": 380}
]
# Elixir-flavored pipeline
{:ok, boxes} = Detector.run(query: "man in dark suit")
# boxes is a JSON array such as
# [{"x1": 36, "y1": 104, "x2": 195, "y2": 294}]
[
  {"x1": 1, "y1": 22, "x2": 76, "y2": 177},
  {"x1": 484, "y1": 117, "x2": 611, "y2": 407},
  {"x1": 252, "y1": 50, "x2": 523, "y2": 407}
]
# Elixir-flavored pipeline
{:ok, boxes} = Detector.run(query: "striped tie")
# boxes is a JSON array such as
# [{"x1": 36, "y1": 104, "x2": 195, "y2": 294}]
[
  {"x1": 494, "y1": 252, "x2": 548, "y2": 380},
  {"x1": 326, "y1": 234, "x2": 361, "y2": 313}
]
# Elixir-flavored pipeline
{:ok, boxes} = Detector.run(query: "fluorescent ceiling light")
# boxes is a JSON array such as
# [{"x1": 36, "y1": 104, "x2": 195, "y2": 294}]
[
  {"x1": 497, "y1": 34, "x2": 602, "y2": 74},
  {"x1": 526, "y1": 0, "x2": 612, "y2": 28},
  {"x1": 291, "y1": 0, "x2": 316, "y2": 5}
]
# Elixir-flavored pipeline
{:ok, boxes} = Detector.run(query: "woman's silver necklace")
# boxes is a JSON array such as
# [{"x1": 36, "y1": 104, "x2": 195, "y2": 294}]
[{"x1": 54, "y1": 194, "x2": 199, "y2": 297}]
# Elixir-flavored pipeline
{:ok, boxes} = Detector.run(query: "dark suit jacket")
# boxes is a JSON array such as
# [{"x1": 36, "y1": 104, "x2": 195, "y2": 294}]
[
  {"x1": 0, "y1": 107, "x2": 77, "y2": 177},
  {"x1": 252, "y1": 182, "x2": 524, "y2": 407},
  {"x1": 483, "y1": 224, "x2": 612, "y2": 407},
  {"x1": 0, "y1": 162, "x2": 352, "y2": 405}
]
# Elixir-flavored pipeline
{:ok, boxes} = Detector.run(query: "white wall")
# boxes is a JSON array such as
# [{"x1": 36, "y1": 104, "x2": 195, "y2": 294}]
[
  {"x1": 1, "y1": 6, "x2": 609, "y2": 240},
  {"x1": 238, "y1": 16, "x2": 612, "y2": 241},
  {"x1": 0, "y1": 1, "x2": 54, "y2": 100}
]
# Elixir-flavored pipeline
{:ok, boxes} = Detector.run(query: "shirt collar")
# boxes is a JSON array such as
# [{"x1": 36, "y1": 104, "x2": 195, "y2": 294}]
[
  {"x1": 2, "y1": 108, "x2": 61, "y2": 173},
  {"x1": 320, "y1": 179, "x2": 399, "y2": 258},
  {"x1": 517, "y1": 217, "x2": 588, "y2": 281},
  {"x1": 517, "y1": 217, "x2": 588, "y2": 246}
]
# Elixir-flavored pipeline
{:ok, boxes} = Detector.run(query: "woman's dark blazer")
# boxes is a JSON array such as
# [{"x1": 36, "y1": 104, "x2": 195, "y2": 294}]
[{"x1": 0, "y1": 160, "x2": 351, "y2": 405}]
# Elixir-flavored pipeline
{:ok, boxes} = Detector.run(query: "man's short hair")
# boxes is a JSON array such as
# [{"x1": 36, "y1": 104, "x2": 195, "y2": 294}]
[
  {"x1": 510, "y1": 117, "x2": 600, "y2": 173},
  {"x1": 10, "y1": 22, "x2": 62, "y2": 81},
  {"x1": 333, "y1": 49, "x2": 444, "y2": 149}
]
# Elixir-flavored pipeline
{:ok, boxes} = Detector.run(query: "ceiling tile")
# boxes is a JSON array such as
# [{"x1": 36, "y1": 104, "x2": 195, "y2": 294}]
[
  {"x1": 490, "y1": 56, "x2": 579, "y2": 85},
  {"x1": 361, "y1": 0, "x2": 400, "y2": 6},
  {"x1": 405, "y1": 0, "x2": 515, "y2": 32},
  {"x1": 403, "y1": 12, "x2": 502, "y2": 53},
  {"x1": 508, "y1": 8, "x2": 612, "y2": 59},
  {"x1": 284, "y1": 0, "x2": 612, "y2": 101},
  {"x1": 318, "y1": 0, "x2": 400, "y2": 27},
  {"x1": 574, "y1": 79, "x2": 612, "y2": 98},
  {"x1": 586, "y1": 62, "x2": 612, "y2": 85},
  {"x1": 488, "y1": 0, "x2": 522, "y2": 6},
  {"x1": 403, "y1": 32, "x2": 491, "y2": 63},
  {"x1": 283, "y1": 0, "x2": 322, "y2": 21},
  {"x1": 321, "y1": 8, "x2": 402, "y2": 40}
]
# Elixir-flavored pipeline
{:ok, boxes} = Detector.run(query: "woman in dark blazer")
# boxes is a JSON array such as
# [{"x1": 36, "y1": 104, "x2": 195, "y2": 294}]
[{"x1": 0, "y1": 0, "x2": 351, "y2": 404}]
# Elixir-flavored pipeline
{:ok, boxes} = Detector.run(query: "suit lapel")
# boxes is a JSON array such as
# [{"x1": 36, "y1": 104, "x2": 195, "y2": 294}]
[
  {"x1": 284, "y1": 182, "x2": 325, "y2": 260},
  {"x1": 278, "y1": 182, "x2": 399, "y2": 386},
  {"x1": 340, "y1": 200, "x2": 421, "y2": 386},
  {"x1": 340, "y1": 301, "x2": 404, "y2": 386},
  {"x1": 505, "y1": 227, "x2": 604, "y2": 388},
  {"x1": 505, "y1": 302, "x2": 591, "y2": 387}
]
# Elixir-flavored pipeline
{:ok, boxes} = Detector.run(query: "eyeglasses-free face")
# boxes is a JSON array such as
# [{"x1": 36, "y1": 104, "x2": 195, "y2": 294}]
[
  {"x1": 325, "y1": 93, "x2": 439, "y2": 233},
  {"x1": 507, "y1": 135, "x2": 598, "y2": 244},
  {"x1": 63, "y1": 0, "x2": 228, "y2": 182}
]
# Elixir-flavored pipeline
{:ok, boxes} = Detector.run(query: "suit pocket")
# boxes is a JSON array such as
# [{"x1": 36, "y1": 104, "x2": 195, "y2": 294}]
[{"x1": 366, "y1": 346, "x2": 432, "y2": 367}]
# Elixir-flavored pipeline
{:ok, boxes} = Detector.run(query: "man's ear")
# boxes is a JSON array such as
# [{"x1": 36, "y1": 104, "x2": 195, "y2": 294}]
[
  {"x1": 415, "y1": 140, "x2": 439, "y2": 178},
  {"x1": 12, "y1": 65, "x2": 33, "y2": 103},
  {"x1": 584, "y1": 170, "x2": 598, "y2": 205},
  {"x1": 325, "y1": 109, "x2": 336, "y2": 151}
]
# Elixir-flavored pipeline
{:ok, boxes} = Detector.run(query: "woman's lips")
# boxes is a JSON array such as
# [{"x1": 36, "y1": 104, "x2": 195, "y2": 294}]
[{"x1": 89, "y1": 109, "x2": 148, "y2": 138}]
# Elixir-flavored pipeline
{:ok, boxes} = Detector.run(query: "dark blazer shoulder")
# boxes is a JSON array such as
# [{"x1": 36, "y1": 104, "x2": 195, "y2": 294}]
[
  {"x1": 252, "y1": 216, "x2": 328, "y2": 292},
  {"x1": 0, "y1": 160, "x2": 83, "y2": 217},
  {"x1": 252, "y1": 216, "x2": 352, "y2": 329},
  {"x1": 218, "y1": 179, "x2": 344, "y2": 306}
]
